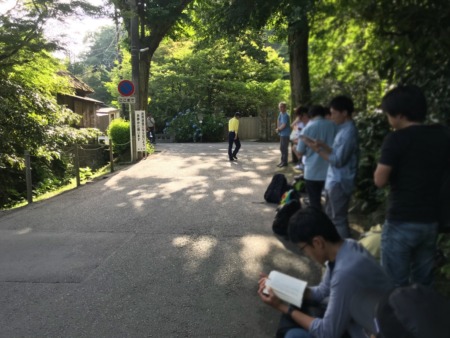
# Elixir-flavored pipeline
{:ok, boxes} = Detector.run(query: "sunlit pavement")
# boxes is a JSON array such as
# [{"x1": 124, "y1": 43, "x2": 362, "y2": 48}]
[{"x1": 0, "y1": 142, "x2": 322, "y2": 337}]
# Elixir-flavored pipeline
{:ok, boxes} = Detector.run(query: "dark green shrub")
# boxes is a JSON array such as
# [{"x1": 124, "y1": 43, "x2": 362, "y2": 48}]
[
  {"x1": 164, "y1": 110, "x2": 202, "y2": 142},
  {"x1": 353, "y1": 110, "x2": 391, "y2": 214},
  {"x1": 107, "y1": 118, "x2": 130, "y2": 154},
  {"x1": 200, "y1": 114, "x2": 226, "y2": 142}
]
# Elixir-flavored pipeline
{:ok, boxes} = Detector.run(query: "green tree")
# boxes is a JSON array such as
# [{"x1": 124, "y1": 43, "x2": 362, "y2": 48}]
[
  {"x1": 195, "y1": 0, "x2": 315, "y2": 108},
  {"x1": 69, "y1": 25, "x2": 122, "y2": 104},
  {"x1": 338, "y1": 0, "x2": 450, "y2": 123},
  {"x1": 0, "y1": 0, "x2": 100, "y2": 69},
  {"x1": 0, "y1": 1, "x2": 105, "y2": 208},
  {"x1": 148, "y1": 38, "x2": 289, "y2": 122},
  {"x1": 111, "y1": 0, "x2": 195, "y2": 112}
]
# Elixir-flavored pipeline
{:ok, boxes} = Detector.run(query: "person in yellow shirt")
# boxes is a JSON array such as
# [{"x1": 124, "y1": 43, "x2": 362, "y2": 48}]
[{"x1": 228, "y1": 112, "x2": 241, "y2": 161}]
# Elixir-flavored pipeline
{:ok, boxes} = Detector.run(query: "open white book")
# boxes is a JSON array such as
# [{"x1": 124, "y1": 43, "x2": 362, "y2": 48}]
[{"x1": 263, "y1": 270, "x2": 308, "y2": 308}]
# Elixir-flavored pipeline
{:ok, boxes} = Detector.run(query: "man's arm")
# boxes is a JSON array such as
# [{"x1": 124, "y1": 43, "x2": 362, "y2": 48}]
[
  {"x1": 257, "y1": 278, "x2": 315, "y2": 330},
  {"x1": 374, "y1": 163, "x2": 392, "y2": 188}
]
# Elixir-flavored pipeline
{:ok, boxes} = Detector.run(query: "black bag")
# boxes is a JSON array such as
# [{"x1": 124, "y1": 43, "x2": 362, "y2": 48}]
[
  {"x1": 272, "y1": 199, "x2": 301, "y2": 237},
  {"x1": 264, "y1": 174, "x2": 289, "y2": 204}
]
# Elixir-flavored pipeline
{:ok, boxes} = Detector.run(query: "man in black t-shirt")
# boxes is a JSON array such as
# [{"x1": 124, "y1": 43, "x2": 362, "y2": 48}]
[{"x1": 374, "y1": 85, "x2": 450, "y2": 287}]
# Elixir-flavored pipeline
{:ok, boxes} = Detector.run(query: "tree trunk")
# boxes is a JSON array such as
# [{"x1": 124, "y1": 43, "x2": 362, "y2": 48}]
[
  {"x1": 288, "y1": 15, "x2": 311, "y2": 109},
  {"x1": 138, "y1": 51, "x2": 150, "y2": 112}
]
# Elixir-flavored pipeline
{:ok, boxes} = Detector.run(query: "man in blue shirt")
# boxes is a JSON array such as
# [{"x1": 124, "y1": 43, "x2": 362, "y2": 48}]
[
  {"x1": 258, "y1": 207, "x2": 392, "y2": 338},
  {"x1": 276, "y1": 102, "x2": 291, "y2": 167},
  {"x1": 296, "y1": 105, "x2": 336, "y2": 209},
  {"x1": 306, "y1": 96, "x2": 359, "y2": 238}
]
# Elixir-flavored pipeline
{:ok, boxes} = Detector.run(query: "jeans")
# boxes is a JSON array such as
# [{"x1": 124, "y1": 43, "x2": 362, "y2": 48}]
[
  {"x1": 381, "y1": 220, "x2": 438, "y2": 287},
  {"x1": 228, "y1": 132, "x2": 240, "y2": 159},
  {"x1": 285, "y1": 328, "x2": 311, "y2": 338},
  {"x1": 324, "y1": 183, "x2": 351, "y2": 238},
  {"x1": 305, "y1": 180, "x2": 325, "y2": 210},
  {"x1": 280, "y1": 136, "x2": 290, "y2": 164}
]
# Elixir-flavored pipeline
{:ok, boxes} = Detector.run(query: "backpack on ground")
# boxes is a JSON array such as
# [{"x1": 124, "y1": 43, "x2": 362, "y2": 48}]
[
  {"x1": 264, "y1": 174, "x2": 290, "y2": 204},
  {"x1": 279, "y1": 189, "x2": 301, "y2": 206},
  {"x1": 291, "y1": 175, "x2": 306, "y2": 193},
  {"x1": 272, "y1": 198, "x2": 301, "y2": 237}
]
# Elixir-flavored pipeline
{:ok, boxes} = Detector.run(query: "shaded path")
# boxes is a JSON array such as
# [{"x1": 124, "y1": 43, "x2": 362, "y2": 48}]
[{"x1": 0, "y1": 142, "x2": 321, "y2": 337}]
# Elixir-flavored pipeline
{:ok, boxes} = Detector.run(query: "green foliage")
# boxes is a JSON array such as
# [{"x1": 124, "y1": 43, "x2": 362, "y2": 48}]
[
  {"x1": 437, "y1": 234, "x2": 450, "y2": 297},
  {"x1": 353, "y1": 110, "x2": 390, "y2": 213},
  {"x1": 335, "y1": 0, "x2": 450, "y2": 124},
  {"x1": 200, "y1": 114, "x2": 227, "y2": 142},
  {"x1": 164, "y1": 109, "x2": 226, "y2": 142},
  {"x1": 165, "y1": 110, "x2": 203, "y2": 142},
  {"x1": 149, "y1": 38, "x2": 289, "y2": 120},
  {"x1": 68, "y1": 25, "x2": 122, "y2": 105},
  {"x1": 0, "y1": 0, "x2": 100, "y2": 71},
  {"x1": 79, "y1": 167, "x2": 94, "y2": 182},
  {"x1": 107, "y1": 118, "x2": 130, "y2": 154},
  {"x1": 0, "y1": 71, "x2": 97, "y2": 208}
]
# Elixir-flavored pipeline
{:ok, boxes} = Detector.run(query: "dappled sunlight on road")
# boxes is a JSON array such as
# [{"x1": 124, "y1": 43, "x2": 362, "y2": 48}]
[
  {"x1": 170, "y1": 233, "x2": 317, "y2": 288},
  {"x1": 15, "y1": 227, "x2": 32, "y2": 235},
  {"x1": 238, "y1": 235, "x2": 315, "y2": 279},
  {"x1": 231, "y1": 187, "x2": 254, "y2": 195},
  {"x1": 173, "y1": 235, "x2": 218, "y2": 270}
]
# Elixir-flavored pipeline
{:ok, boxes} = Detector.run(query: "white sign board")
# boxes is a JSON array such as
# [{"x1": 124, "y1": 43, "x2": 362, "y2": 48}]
[
  {"x1": 135, "y1": 110, "x2": 146, "y2": 152},
  {"x1": 118, "y1": 96, "x2": 136, "y2": 104}
]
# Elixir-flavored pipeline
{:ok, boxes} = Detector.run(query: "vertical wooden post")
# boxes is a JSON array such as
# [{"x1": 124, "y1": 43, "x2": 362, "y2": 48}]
[
  {"x1": 75, "y1": 145, "x2": 80, "y2": 187},
  {"x1": 24, "y1": 150, "x2": 33, "y2": 204}
]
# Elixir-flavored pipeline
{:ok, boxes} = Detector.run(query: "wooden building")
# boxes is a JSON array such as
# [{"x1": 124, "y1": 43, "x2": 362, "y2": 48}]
[{"x1": 56, "y1": 71, "x2": 104, "y2": 129}]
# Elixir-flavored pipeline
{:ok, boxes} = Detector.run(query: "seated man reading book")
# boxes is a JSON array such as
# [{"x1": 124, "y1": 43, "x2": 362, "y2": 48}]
[{"x1": 258, "y1": 207, "x2": 393, "y2": 338}]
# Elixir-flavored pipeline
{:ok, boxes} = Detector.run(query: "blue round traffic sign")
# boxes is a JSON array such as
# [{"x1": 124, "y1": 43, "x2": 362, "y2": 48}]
[{"x1": 118, "y1": 80, "x2": 135, "y2": 97}]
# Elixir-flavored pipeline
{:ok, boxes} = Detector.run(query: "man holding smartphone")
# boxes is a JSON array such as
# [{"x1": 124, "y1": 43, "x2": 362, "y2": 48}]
[
  {"x1": 304, "y1": 96, "x2": 359, "y2": 238},
  {"x1": 296, "y1": 105, "x2": 336, "y2": 209}
]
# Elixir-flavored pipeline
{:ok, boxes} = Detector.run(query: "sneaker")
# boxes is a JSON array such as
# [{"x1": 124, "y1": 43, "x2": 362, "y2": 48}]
[{"x1": 295, "y1": 164, "x2": 304, "y2": 170}]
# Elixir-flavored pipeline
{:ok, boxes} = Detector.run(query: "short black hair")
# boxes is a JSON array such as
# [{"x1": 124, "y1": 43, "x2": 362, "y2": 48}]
[
  {"x1": 381, "y1": 85, "x2": 427, "y2": 122},
  {"x1": 235, "y1": 112, "x2": 241, "y2": 117},
  {"x1": 329, "y1": 95, "x2": 354, "y2": 116},
  {"x1": 295, "y1": 106, "x2": 309, "y2": 116},
  {"x1": 308, "y1": 105, "x2": 326, "y2": 118},
  {"x1": 288, "y1": 207, "x2": 342, "y2": 244}
]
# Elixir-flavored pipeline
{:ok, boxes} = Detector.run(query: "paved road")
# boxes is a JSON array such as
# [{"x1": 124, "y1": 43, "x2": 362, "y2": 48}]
[{"x1": 0, "y1": 142, "x2": 321, "y2": 338}]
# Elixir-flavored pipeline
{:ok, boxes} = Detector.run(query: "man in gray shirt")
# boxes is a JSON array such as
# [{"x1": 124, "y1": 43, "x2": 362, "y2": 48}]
[{"x1": 258, "y1": 207, "x2": 392, "y2": 338}]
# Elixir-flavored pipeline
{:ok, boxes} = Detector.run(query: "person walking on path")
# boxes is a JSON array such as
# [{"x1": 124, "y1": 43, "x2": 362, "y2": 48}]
[
  {"x1": 374, "y1": 85, "x2": 450, "y2": 287},
  {"x1": 228, "y1": 112, "x2": 241, "y2": 161},
  {"x1": 276, "y1": 102, "x2": 291, "y2": 167},
  {"x1": 146, "y1": 113, "x2": 156, "y2": 144},
  {"x1": 303, "y1": 96, "x2": 359, "y2": 238},
  {"x1": 296, "y1": 105, "x2": 336, "y2": 209}
]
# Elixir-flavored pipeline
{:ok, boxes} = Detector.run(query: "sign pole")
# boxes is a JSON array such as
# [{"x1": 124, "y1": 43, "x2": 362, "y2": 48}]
[
  {"x1": 117, "y1": 80, "x2": 136, "y2": 162},
  {"x1": 129, "y1": 103, "x2": 134, "y2": 162}
]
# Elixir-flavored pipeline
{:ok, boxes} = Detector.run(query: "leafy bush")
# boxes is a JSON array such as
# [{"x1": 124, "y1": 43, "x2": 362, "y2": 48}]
[
  {"x1": 164, "y1": 110, "x2": 199, "y2": 142},
  {"x1": 436, "y1": 234, "x2": 450, "y2": 297},
  {"x1": 107, "y1": 118, "x2": 130, "y2": 154},
  {"x1": 353, "y1": 109, "x2": 390, "y2": 214},
  {"x1": 199, "y1": 114, "x2": 227, "y2": 142},
  {"x1": 164, "y1": 109, "x2": 227, "y2": 142},
  {"x1": 165, "y1": 110, "x2": 202, "y2": 142}
]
